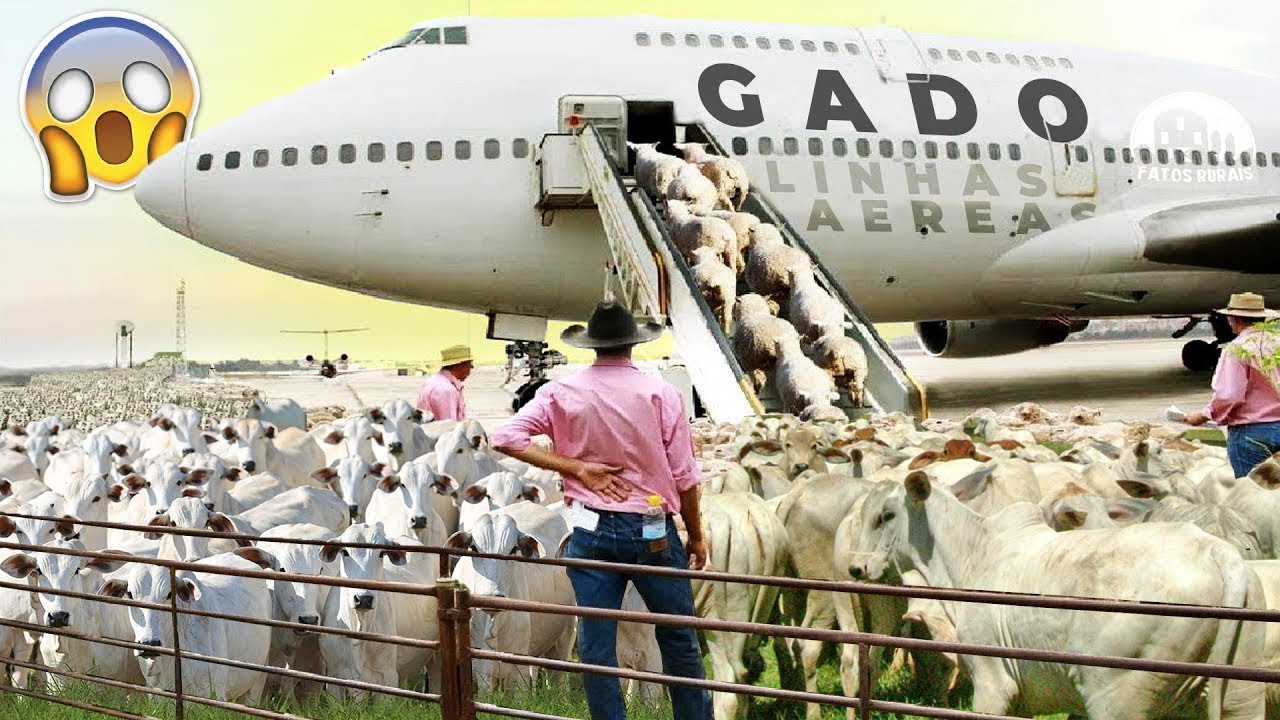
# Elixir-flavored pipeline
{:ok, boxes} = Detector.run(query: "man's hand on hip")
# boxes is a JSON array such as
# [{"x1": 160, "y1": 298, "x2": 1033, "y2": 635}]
[{"x1": 575, "y1": 461, "x2": 630, "y2": 503}]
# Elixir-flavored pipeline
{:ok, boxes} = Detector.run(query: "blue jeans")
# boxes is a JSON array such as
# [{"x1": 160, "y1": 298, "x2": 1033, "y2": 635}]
[
  {"x1": 563, "y1": 509, "x2": 711, "y2": 720},
  {"x1": 1228, "y1": 421, "x2": 1280, "y2": 477}
]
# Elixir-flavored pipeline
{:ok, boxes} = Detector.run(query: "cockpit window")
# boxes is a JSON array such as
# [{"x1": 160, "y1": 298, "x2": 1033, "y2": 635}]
[
  {"x1": 415, "y1": 28, "x2": 441, "y2": 45},
  {"x1": 386, "y1": 28, "x2": 424, "y2": 49},
  {"x1": 444, "y1": 26, "x2": 467, "y2": 44}
]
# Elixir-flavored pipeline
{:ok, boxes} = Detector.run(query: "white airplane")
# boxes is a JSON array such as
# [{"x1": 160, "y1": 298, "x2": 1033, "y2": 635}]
[{"x1": 134, "y1": 16, "x2": 1280, "y2": 372}]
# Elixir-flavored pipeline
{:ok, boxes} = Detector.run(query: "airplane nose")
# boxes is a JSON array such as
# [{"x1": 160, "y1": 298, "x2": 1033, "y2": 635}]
[{"x1": 135, "y1": 144, "x2": 189, "y2": 237}]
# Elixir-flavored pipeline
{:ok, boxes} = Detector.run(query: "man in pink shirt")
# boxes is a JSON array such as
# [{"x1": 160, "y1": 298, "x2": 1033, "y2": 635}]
[
  {"x1": 491, "y1": 300, "x2": 710, "y2": 720},
  {"x1": 415, "y1": 344, "x2": 472, "y2": 421},
  {"x1": 1187, "y1": 292, "x2": 1280, "y2": 476}
]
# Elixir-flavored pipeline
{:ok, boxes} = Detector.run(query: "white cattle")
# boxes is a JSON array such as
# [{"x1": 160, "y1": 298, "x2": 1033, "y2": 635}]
[
  {"x1": 1226, "y1": 465, "x2": 1280, "y2": 559},
  {"x1": 139, "y1": 407, "x2": 209, "y2": 458},
  {"x1": 446, "y1": 503, "x2": 575, "y2": 690},
  {"x1": 56, "y1": 466, "x2": 129, "y2": 550},
  {"x1": 108, "y1": 461, "x2": 205, "y2": 546},
  {"x1": 149, "y1": 489, "x2": 349, "y2": 562},
  {"x1": 0, "y1": 504, "x2": 72, "y2": 685},
  {"x1": 311, "y1": 416, "x2": 381, "y2": 467},
  {"x1": 257, "y1": 523, "x2": 336, "y2": 700},
  {"x1": 42, "y1": 431, "x2": 128, "y2": 496},
  {"x1": 366, "y1": 462, "x2": 450, "y2": 547},
  {"x1": 851, "y1": 471, "x2": 1265, "y2": 720},
  {"x1": 318, "y1": 523, "x2": 439, "y2": 699},
  {"x1": 312, "y1": 455, "x2": 384, "y2": 523},
  {"x1": 247, "y1": 397, "x2": 307, "y2": 431},
  {"x1": 694, "y1": 492, "x2": 791, "y2": 720},
  {"x1": 435, "y1": 426, "x2": 501, "y2": 492},
  {"x1": 371, "y1": 400, "x2": 430, "y2": 470},
  {"x1": 100, "y1": 551, "x2": 274, "y2": 703},
  {"x1": 457, "y1": 471, "x2": 545, "y2": 533},
  {"x1": 0, "y1": 447, "x2": 39, "y2": 483},
  {"x1": 0, "y1": 541, "x2": 139, "y2": 688},
  {"x1": 219, "y1": 419, "x2": 324, "y2": 487}
]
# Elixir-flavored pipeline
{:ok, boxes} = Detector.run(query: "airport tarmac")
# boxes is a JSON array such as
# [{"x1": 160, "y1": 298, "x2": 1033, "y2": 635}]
[{"x1": 232, "y1": 338, "x2": 1213, "y2": 430}]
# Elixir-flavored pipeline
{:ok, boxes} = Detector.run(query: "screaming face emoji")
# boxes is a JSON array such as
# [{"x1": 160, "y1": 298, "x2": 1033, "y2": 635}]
[{"x1": 20, "y1": 12, "x2": 199, "y2": 202}]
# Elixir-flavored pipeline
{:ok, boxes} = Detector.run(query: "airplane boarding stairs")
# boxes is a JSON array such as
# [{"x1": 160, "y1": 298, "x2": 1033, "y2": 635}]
[{"x1": 536, "y1": 124, "x2": 927, "y2": 424}]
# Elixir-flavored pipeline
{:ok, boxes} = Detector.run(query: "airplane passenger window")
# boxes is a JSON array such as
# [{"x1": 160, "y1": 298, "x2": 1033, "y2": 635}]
[
  {"x1": 832, "y1": 138, "x2": 848, "y2": 156},
  {"x1": 783, "y1": 137, "x2": 799, "y2": 155},
  {"x1": 685, "y1": 34, "x2": 700, "y2": 47},
  {"x1": 967, "y1": 50, "x2": 981, "y2": 62},
  {"x1": 966, "y1": 143, "x2": 980, "y2": 160},
  {"x1": 635, "y1": 33, "x2": 650, "y2": 47},
  {"x1": 987, "y1": 143, "x2": 1000, "y2": 160},
  {"x1": 903, "y1": 140, "x2": 918, "y2": 159},
  {"x1": 224, "y1": 151, "x2": 241, "y2": 170},
  {"x1": 427, "y1": 141, "x2": 443, "y2": 160},
  {"x1": 1041, "y1": 57, "x2": 1056, "y2": 68},
  {"x1": 196, "y1": 153, "x2": 212, "y2": 171},
  {"x1": 1005, "y1": 53, "x2": 1019, "y2": 65},
  {"x1": 1259, "y1": 152, "x2": 1269, "y2": 167},
  {"x1": 661, "y1": 33, "x2": 675, "y2": 47},
  {"x1": 1207, "y1": 151, "x2": 1218, "y2": 166},
  {"x1": 1271, "y1": 152, "x2": 1280, "y2": 167},
  {"x1": 780, "y1": 39, "x2": 795, "y2": 51},
  {"x1": 1240, "y1": 152, "x2": 1252, "y2": 167},
  {"x1": 484, "y1": 139, "x2": 500, "y2": 159},
  {"x1": 1008, "y1": 144, "x2": 1021, "y2": 161},
  {"x1": 1103, "y1": 147, "x2": 1116, "y2": 163},
  {"x1": 925, "y1": 140, "x2": 938, "y2": 159},
  {"x1": 282, "y1": 147, "x2": 298, "y2": 166},
  {"x1": 946, "y1": 142, "x2": 959, "y2": 160},
  {"x1": 513, "y1": 138, "x2": 529, "y2": 158},
  {"x1": 845, "y1": 42, "x2": 860, "y2": 55},
  {"x1": 801, "y1": 40, "x2": 816, "y2": 52},
  {"x1": 758, "y1": 137, "x2": 773, "y2": 155},
  {"x1": 253, "y1": 149, "x2": 269, "y2": 167},
  {"x1": 948, "y1": 49, "x2": 963, "y2": 61},
  {"x1": 311, "y1": 145, "x2": 326, "y2": 165},
  {"x1": 986, "y1": 52, "x2": 1001, "y2": 64},
  {"x1": 417, "y1": 28, "x2": 441, "y2": 45},
  {"x1": 1191, "y1": 150, "x2": 1202, "y2": 165},
  {"x1": 456, "y1": 141, "x2": 471, "y2": 160},
  {"x1": 757, "y1": 37, "x2": 771, "y2": 50},
  {"x1": 1156, "y1": 148, "x2": 1169, "y2": 164},
  {"x1": 880, "y1": 139, "x2": 894, "y2": 158},
  {"x1": 1173, "y1": 149, "x2": 1185, "y2": 164},
  {"x1": 1023, "y1": 55, "x2": 1039, "y2": 69},
  {"x1": 1122, "y1": 148, "x2": 1133, "y2": 164},
  {"x1": 808, "y1": 138, "x2": 823, "y2": 156},
  {"x1": 710, "y1": 35, "x2": 724, "y2": 48},
  {"x1": 443, "y1": 27, "x2": 467, "y2": 44},
  {"x1": 928, "y1": 48, "x2": 943, "y2": 61},
  {"x1": 1061, "y1": 58, "x2": 1075, "y2": 68},
  {"x1": 730, "y1": 137, "x2": 746, "y2": 155},
  {"x1": 1075, "y1": 146, "x2": 1088, "y2": 163},
  {"x1": 823, "y1": 41, "x2": 838, "y2": 53},
  {"x1": 855, "y1": 138, "x2": 870, "y2": 157},
  {"x1": 368, "y1": 143, "x2": 385, "y2": 163},
  {"x1": 339, "y1": 143, "x2": 356, "y2": 164},
  {"x1": 734, "y1": 36, "x2": 748, "y2": 49},
  {"x1": 1225, "y1": 151, "x2": 1236, "y2": 166},
  {"x1": 397, "y1": 141, "x2": 414, "y2": 162},
  {"x1": 1138, "y1": 147, "x2": 1152, "y2": 164}
]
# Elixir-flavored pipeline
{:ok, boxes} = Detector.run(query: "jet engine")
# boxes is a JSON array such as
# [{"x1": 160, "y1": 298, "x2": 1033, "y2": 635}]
[{"x1": 915, "y1": 318, "x2": 1089, "y2": 358}]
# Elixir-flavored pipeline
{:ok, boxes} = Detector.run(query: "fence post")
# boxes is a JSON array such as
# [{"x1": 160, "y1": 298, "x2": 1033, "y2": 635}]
[
  {"x1": 168, "y1": 567, "x2": 185, "y2": 720},
  {"x1": 439, "y1": 548, "x2": 451, "y2": 580},
  {"x1": 858, "y1": 643, "x2": 871, "y2": 720},
  {"x1": 438, "y1": 577, "x2": 462, "y2": 720},
  {"x1": 454, "y1": 583, "x2": 475, "y2": 720}
]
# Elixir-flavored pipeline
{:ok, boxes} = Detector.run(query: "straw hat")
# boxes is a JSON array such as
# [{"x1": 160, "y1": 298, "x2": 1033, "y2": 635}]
[
  {"x1": 1217, "y1": 292, "x2": 1279, "y2": 319},
  {"x1": 560, "y1": 301, "x2": 664, "y2": 349},
  {"x1": 439, "y1": 344, "x2": 474, "y2": 366}
]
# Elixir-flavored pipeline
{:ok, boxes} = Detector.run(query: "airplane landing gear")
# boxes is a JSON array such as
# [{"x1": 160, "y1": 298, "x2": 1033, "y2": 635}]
[
  {"x1": 503, "y1": 341, "x2": 567, "y2": 412},
  {"x1": 1176, "y1": 314, "x2": 1234, "y2": 372}
]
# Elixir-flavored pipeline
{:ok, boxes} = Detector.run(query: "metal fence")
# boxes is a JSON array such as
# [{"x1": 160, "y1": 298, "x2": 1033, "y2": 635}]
[{"x1": 2, "y1": 511, "x2": 1280, "y2": 720}]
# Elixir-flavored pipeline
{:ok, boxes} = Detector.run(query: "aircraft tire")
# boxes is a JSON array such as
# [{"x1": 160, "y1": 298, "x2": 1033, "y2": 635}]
[{"x1": 1181, "y1": 339, "x2": 1220, "y2": 372}]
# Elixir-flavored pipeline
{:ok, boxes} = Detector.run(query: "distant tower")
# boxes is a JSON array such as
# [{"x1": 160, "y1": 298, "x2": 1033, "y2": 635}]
[{"x1": 175, "y1": 280, "x2": 188, "y2": 377}]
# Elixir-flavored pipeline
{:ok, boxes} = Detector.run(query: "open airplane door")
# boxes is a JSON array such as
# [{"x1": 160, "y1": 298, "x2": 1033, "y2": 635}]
[{"x1": 1050, "y1": 140, "x2": 1098, "y2": 197}]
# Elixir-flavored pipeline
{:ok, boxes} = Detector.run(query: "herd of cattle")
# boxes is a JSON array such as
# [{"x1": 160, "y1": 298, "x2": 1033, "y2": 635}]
[{"x1": 2, "y1": 394, "x2": 1280, "y2": 720}]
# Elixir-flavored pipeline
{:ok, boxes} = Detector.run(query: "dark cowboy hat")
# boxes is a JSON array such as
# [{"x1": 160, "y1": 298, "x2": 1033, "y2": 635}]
[{"x1": 560, "y1": 301, "x2": 664, "y2": 349}]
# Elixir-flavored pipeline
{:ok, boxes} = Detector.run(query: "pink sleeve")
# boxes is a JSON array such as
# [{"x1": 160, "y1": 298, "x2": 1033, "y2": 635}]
[
  {"x1": 1206, "y1": 349, "x2": 1249, "y2": 425},
  {"x1": 661, "y1": 386, "x2": 701, "y2": 491},
  {"x1": 491, "y1": 391, "x2": 553, "y2": 452}
]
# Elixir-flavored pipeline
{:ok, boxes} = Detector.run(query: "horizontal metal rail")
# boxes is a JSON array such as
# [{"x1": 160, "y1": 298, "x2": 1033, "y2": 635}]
[
  {"x1": 1, "y1": 684, "x2": 157, "y2": 720},
  {"x1": 470, "y1": 594, "x2": 1280, "y2": 685},
  {"x1": 9, "y1": 510, "x2": 1280, "y2": 623}
]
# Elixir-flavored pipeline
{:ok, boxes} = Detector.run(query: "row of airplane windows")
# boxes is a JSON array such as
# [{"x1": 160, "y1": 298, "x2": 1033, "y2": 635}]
[
  {"x1": 632, "y1": 31, "x2": 1074, "y2": 70},
  {"x1": 195, "y1": 138, "x2": 532, "y2": 171},
  {"x1": 729, "y1": 136, "x2": 1278, "y2": 168}
]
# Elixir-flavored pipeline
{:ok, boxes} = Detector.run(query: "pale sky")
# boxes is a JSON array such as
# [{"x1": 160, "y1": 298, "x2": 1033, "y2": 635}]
[{"x1": 0, "y1": 0, "x2": 1276, "y2": 368}]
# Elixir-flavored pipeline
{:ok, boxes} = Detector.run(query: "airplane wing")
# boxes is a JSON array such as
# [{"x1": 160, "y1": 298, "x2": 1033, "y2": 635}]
[{"x1": 1138, "y1": 196, "x2": 1280, "y2": 273}]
